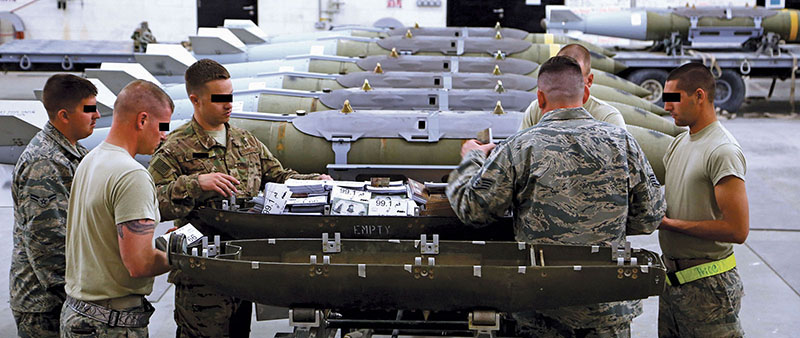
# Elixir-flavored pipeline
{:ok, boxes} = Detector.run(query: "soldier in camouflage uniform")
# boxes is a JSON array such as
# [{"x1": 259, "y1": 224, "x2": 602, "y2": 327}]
[
  {"x1": 447, "y1": 56, "x2": 665, "y2": 337},
  {"x1": 658, "y1": 63, "x2": 748, "y2": 337},
  {"x1": 148, "y1": 59, "x2": 330, "y2": 338},
  {"x1": 9, "y1": 74, "x2": 98, "y2": 338}
]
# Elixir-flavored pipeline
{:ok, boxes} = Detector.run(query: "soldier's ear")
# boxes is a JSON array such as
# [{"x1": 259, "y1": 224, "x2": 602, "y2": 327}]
[
  {"x1": 136, "y1": 111, "x2": 148, "y2": 130},
  {"x1": 56, "y1": 108, "x2": 70, "y2": 123},
  {"x1": 582, "y1": 85, "x2": 590, "y2": 105},
  {"x1": 695, "y1": 88, "x2": 705, "y2": 104},
  {"x1": 537, "y1": 90, "x2": 546, "y2": 110},
  {"x1": 189, "y1": 93, "x2": 200, "y2": 106}
]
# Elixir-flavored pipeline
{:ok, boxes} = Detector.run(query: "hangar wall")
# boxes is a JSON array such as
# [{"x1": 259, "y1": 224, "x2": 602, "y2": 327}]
[
  {"x1": 0, "y1": 0, "x2": 756, "y2": 43},
  {"x1": 0, "y1": 0, "x2": 196, "y2": 42}
]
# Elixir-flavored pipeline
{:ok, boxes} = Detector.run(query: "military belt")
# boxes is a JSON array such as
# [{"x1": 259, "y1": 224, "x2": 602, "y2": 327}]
[
  {"x1": 65, "y1": 295, "x2": 153, "y2": 328},
  {"x1": 665, "y1": 254, "x2": 737, "y2": 286}
]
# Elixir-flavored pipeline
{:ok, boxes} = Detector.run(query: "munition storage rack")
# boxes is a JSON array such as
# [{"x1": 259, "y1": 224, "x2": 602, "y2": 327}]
[
  {"x1": 168, "y1": 234, "x2": 665, "y2": 338},
  {"x1": 174, "y1": 181, "x2": 666, "y2": 338}
]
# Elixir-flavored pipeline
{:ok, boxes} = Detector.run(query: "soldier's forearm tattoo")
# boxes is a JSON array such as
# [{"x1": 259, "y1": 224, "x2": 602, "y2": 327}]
[{"x1": 116, "y1": 219, "x2": 156, "y2": 239}]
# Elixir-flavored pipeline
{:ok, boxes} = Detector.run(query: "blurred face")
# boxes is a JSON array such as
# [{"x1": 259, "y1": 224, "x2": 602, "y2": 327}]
[
  {"x1": 663, "y1": 80, "x2": 699, "y2": 127},
  {"x1": 192, "y1": 79, "x2": 233, "y2": 129},
  {"x1": 65, "y1": 96, "x2": 100, "y2": 141},
  {"x1": 138, "y1": 103, "x2": 173, "y2": 155}
]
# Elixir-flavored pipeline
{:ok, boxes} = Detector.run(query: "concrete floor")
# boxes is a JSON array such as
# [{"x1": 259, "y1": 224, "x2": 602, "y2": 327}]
[{"x1": 1, "y1": 70, "x2": 799, "y2": 337}]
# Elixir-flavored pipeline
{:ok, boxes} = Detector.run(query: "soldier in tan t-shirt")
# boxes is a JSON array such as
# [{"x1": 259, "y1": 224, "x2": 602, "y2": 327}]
[
  {"x1": 659, "y1": 63, "x2": 749, "y2": 337},
  {"x1": 62, "y1": 80, "x2": 173, "y2": 337},
  {"x1": 520, "y1": 44, "x2": 626, "y2": 131}
]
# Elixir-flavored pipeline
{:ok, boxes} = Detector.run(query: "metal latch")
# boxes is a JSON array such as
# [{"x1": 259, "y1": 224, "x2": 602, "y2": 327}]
[
  {"x1": 611, "y1": 241, "x2": 632, "y2": 266},
  {"x1": 322, "y1": 233, "x2": 341, "y2": 253},
  {"x1": 420, "y1": 234, "x2": 439, "y2": 254}
]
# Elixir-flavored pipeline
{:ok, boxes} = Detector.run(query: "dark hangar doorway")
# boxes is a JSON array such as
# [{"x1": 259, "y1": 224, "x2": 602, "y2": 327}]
[
  {"x1": 197, "y1": 0, "x2": 258, "y2": 28},
  {"x1": 446, "y1": 0, "x2": 565, "y2": 33}
]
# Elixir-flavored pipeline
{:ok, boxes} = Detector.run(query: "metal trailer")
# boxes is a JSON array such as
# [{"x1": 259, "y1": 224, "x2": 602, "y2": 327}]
[
  {"x1": 0, "y1": 39, "x2": 134, "y2": 71},
  {"x1": 613, "y1": 45, "x2": 800, "y2": 114}
]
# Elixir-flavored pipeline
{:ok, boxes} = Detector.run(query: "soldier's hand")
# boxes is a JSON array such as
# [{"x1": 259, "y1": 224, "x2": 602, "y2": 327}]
[
  {"x1": 659, "y1": 216, "x2": 673, "y2": 230},
  {"x1": 461, "y1": 139, "x2": 497, "y2": 157},
  {"x1": 317, "y1": 174, "x2": 333, "y2": 181},
  {"x1": 198, "y1": 173, "x2": 240, "y2": 197}
]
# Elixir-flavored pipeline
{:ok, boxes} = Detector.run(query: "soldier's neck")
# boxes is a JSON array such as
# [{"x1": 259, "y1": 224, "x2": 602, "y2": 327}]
[
  {"x1": 195, "y1": 115, "x2": 225, "y2": 132},
  {"x1": 50, "y1": 120, "x2": 78, "y2": 145}
]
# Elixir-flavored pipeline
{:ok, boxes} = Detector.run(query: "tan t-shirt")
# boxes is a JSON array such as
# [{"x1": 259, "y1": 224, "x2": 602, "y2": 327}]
[
  {"x1": 206, "y1": 128, "x2": 227, "y2": 146},
  {"x1": 65, "y1": 142, "x2": 160, "y2": 300},
  {"x1": 660, "y1": 121, "x2": 746, "y2": 260},
  {"x1": 519, "y1": 95, "x2": 626, "y2": 130}
]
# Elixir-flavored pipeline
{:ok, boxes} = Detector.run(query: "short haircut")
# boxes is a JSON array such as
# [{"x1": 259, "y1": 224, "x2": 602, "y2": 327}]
[
  {"x1": 557, "y1": 44, "x2": 591, "y2": 76},
  {"x1": 667, "y1": 62, "x2": 716, "y2": 103},
  {"x1": 41, "y1": 74, "x2": 98, "y2": 120},
  {"x1": 114, "y1": 80, "x2": 174, "y2": 121},
  {"x1": 184, "y1": 59, "x2": 230, "y2": 96},
  {"x1": 537, "y1": 56, "x2": 585, "y2": 103}
]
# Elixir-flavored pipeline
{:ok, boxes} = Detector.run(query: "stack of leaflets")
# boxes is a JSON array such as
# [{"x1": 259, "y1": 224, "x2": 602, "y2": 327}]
[
  {"x1": 406, "y1": 178, "x2": 429, "y2": 204},
  {"x1": 368, "y1": 195, "x2": 419, "y2": 216},
  {"x1": 261, "y1": 183, "x2": 291, "y2": 214},
  {"x1": 248, "y1": 179, "x2": 440, "y2": 217},
  {"x1": 424, "y1": 182, "x2": 448, "y2": 195},
  {"x1": 330, "y1": 186, "x2": 371, "y2": 216},
  {"x1": 284, "y1": 179, "x2": 330, "y2": 194},
  {"x1": 285, "y1": 195, "x2": 329, "y2": 214},
  {"x1": 365, "y1": 180, "x2": 406, "y2": 194}
]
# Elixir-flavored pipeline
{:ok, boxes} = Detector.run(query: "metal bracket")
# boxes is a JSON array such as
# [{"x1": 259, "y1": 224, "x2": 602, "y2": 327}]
[
  {"x1": 420, "y1": 234, "x2": 439, "y2": 255},
  {"x1": 413, "y1": 256, "x2": 435, "y2": 279},
  {"x1": 322, "y1": 233, "x2": 341, "y2": 253},
  {"x1": 309, "y1": 255, "x2": 331, "y2": 277},
  {"x1": 437, "y1": 91, "x2": 448, "y2": 111},
  {"x1": 456, "y1": 39, "x2": 465, "y2": 55},
  {"x1": 611, "y1": 241, "x2": 632, "y2": 265},
  {"x1": 468, "y1": 311, "x2": 500, "y2": 338},
  {"x1": 442, "y1": 73, "x2": 453, "y2": 90},
  {"x1": 450, "y1": 57, "x2": 460, "y2": 72},
  {"x1": 331, "y1": 137, "x2": 352, "y2": 164}
]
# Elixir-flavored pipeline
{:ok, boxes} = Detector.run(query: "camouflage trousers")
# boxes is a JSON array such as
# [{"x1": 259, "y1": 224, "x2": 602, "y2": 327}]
[
  {"x1": 658, "y1": 267, "x2": 744, "y2": 338},
  {"x1": 59, "y1": 300, "x2": 149, "y2": 338},
  {"x1": 512, "y1": 311, "x2": 631, "y2": 338},
  {"x1": 174, "y1": 281, "x2": 252, "y2": 338},
  {"x1": 12, "y1": 308, "x2": 61, "y2": 338}
]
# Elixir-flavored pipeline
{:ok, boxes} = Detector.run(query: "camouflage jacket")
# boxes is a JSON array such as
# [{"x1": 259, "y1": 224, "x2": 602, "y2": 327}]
[
  {"x1": 447, "y1": 107, "x2": 665, "y2": 328},
  {"x1": 10, "y1": 122, "x2": 87, "y2": 312},
  {"x1": 148, "y1": 118, "x2": 320, "y2": 223}
]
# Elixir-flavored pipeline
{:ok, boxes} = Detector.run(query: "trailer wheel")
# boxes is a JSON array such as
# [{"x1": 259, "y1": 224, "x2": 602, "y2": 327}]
[
  {"x1": 714, "y1": 70, "x2": 745, "y2": 114},
  {"x1": 626, "y1": 69, "x2": 669, "y2": 106}
]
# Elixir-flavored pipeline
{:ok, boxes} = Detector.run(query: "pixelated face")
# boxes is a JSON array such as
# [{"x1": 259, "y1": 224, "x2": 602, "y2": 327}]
[
  {"x1": 70, "y1": 96, "x2": 100, "y2": 140},
  {"x1": 195, "y1": 79, "x2": 233, "y2": 128},
  {"x1": 663, "y1": 80, "x2": 697, "y2": 128}
]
